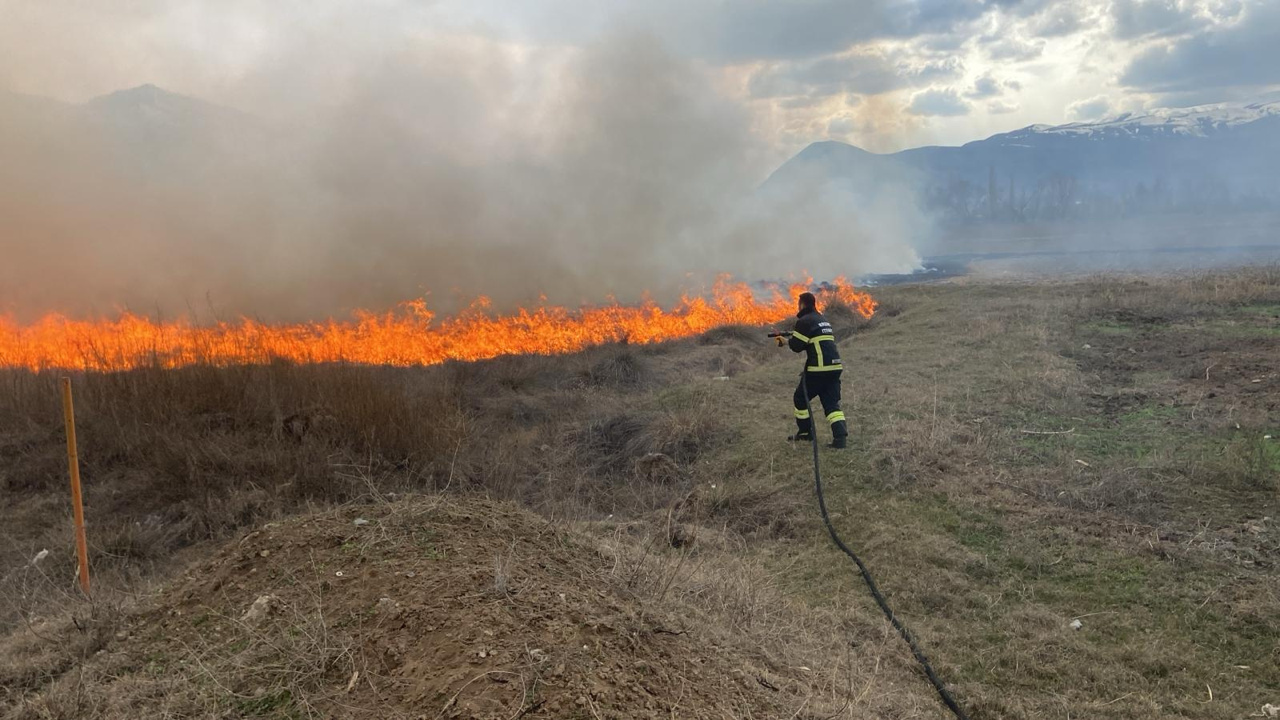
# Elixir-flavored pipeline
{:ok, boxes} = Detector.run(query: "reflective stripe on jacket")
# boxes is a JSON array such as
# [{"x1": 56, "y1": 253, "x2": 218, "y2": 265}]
[{"x1": 787, "y1": 307, "x2": 842, "y2": 372}]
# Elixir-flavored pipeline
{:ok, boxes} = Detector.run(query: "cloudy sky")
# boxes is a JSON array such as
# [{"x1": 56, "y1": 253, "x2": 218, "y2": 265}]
[{"x1": 3, "y1": 0, "x2": 1278, "y2": 170}]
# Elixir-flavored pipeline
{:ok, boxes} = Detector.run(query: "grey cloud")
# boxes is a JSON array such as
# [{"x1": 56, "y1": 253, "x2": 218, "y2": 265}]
[
  {"x1": 987, "y1": 0, "x2": 1056, "y2": 18},
  {"x1": 827, "y1": 115, "x2": 858, "y2": 135},
  {"x1": 886, "y1": 0, "x2": 992, "y2": 35},
  {"x1": 1121, "y1": 0, "x2": 1280, "y2": 92},
  {"x1": 982, "y1": 34, "x2": 1045, "y2": 60},
  {"x1": 749, "y1": 52, "x2": 902, "y2": 99},
  {"x1": 748, "y1": 50, "x2": 963, "y2": 100},
  {"x1": 907, "y1": 87, "x2": 971, "y2": 115},
  {"x1": 914, "y1": 57, "x2": 967, "y2": 82},
  {"x1": 919, "y1": 31, "x2": 971, "y2": 52},
  {"x1": 777, "y1": 95, "x2": 825, "y2": 109},
  {"x1": 987, "y1": 100, "x2": 1020, "y2": 113},
  {"x1": 967, "y1": 72, "x2": 1002, "y2": 98},
  {"x1": 1157, "y1": 85, "x2": 1275, "y2": 107},
  {"x1": 1111, "y1": 0, "x2": 1206, "y2": 39},
  {"x1": 1067, "y1": 94, "x2": 1114, "y2": 119},
  {"x1": 1031, "y1": 3, "x2": 1088, "y2": 36},
  {"x1": 964, "y1": 73, "x2": 1021, "y2": 99},
  {"x1": 472, "y1": 0, "x2": 998, "y2": 63}
]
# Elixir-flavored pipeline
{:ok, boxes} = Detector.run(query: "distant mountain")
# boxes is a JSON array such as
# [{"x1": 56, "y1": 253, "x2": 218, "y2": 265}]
[
  {"x1": 84, "y1": 85, "x2": 268, "y2": 179},
  {"x1": 2, "y1": 84, "x2": 269, "y2": 182},
  {"x1": 765, "y1": 101, "x2": 1280, "y2": 221}
]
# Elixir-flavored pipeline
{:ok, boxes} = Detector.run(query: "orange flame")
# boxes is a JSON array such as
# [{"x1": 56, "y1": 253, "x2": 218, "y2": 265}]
[{"x1": 0, "y1": 276, "x2": 876, "y2": 372}]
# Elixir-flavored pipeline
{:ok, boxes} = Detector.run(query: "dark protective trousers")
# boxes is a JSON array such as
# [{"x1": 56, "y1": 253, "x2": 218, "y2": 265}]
[{"x1": 793, "y1": 370, "x2": 848, "y2": 440}]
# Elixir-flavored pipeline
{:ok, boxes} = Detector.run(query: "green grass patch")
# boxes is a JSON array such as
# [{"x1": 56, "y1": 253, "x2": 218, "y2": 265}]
[
  {"x1": 1224, "y1": 434, "x2": 1280, "y2": 488},
  {"x1": 1236, "y1": 303, "x2": 1280, "y2": 317},
  {"x1": 1059, "y1": 405, "x2": 1182, "y2": 462},
  {"x1": 1185, "y1": 314, "x2": 1280, "y2": 338},
  {"x1": 914, "y1": 494, "x2": 1006, "y2": 554}
]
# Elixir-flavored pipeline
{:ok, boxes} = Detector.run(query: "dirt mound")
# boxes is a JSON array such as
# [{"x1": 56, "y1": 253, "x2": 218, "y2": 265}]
[{"x1": 7, "y1": 499, "x2": 833, "y2": 719}]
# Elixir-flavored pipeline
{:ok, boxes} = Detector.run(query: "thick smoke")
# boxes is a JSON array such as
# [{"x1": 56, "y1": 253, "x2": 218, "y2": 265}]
[{"x1": 0, "y1": 15, "x2": 922, "y2": 322}]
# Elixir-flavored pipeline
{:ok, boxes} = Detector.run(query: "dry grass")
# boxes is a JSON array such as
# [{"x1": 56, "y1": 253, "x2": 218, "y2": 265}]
[
  {"x1": 0, "y1": 329, "x2": 766, "y2": 636},
  {"x1": 3, "y1": 268, "x2": 1279, "y2": 719}
]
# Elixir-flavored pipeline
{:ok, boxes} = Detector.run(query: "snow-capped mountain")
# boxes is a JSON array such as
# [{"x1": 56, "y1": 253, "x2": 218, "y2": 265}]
[
  {"x1": 764, "y1": 100, "x2": 1280, "y2": 220},
  {"x1": 1020, "y1": 101, "x2": 1280, "y2": 140}
]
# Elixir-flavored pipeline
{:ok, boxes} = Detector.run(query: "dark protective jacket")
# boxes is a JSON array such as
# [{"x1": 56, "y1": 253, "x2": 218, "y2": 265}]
[{"x1": 788, "y1": 307, "x2": 842, "y2": 372}]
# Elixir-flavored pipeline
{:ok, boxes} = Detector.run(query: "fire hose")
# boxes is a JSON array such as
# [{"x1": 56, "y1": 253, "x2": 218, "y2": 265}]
[{"x1": 797, "y1": 369, "x2": 972, "y2": 720}]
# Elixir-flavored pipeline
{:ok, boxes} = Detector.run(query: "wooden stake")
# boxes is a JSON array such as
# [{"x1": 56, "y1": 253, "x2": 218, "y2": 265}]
[{"x1": 60, "y1": 377, "x2": 91, "y2": 596}]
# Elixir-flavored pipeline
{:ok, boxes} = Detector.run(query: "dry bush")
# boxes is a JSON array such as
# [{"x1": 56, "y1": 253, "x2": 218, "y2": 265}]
[
  {"x1": 0, "y1": 362, "x2": 469, "y2": 632},
  {"x1": 691, "y1": 484, "x2": 802, "y2": 540},
  {"x1": 698, "y1": 324, "x2": 760, "y2": 346},
  {"x1": 0, "y1": 563, "x2": 125, "y2": 716},
  {"x1": 822, "y1": 299, "x2": 874, "y2": 334},
  {"x1": 583, "y1": 346, "x2": 650, "y2": 388},
  {"x1": 574, "y1": 394, "x2": 729, "y2": 481}
]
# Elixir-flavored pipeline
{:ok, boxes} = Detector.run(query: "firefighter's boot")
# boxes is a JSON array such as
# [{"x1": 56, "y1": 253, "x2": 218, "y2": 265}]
[
  {"x1": 828, "y1": 420, "x2": 848, "y2": 450},
  {"x1": 790, "y1": 415, "x2": 814, "y2": 442}
]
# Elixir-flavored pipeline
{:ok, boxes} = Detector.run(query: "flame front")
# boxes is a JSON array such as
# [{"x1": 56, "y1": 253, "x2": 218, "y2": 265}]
[{"x1": 0, "y1": 277, "x2": 876, "y2": 372}]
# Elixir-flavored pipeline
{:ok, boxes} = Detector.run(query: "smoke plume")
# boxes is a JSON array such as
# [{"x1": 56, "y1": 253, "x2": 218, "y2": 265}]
[{"x1": 0, "y1": 8, "x2": 922, "y2": 322}]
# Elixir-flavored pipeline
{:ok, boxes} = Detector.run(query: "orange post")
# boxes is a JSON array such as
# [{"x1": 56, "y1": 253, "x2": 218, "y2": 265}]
[{"x1": 60, "y1": 377, "x2": 91, "y2": 596}]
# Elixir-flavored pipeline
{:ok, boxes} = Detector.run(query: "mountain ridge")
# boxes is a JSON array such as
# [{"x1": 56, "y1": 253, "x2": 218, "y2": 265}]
[{"x1": 765, "y1": 98, "x2": 1280, "y2": 221}]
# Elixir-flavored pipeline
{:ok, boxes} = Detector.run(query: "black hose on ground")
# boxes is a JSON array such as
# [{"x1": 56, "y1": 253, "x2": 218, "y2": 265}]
[{"x1": 800, "y1": 371, "x2": 972, "y2": 720}]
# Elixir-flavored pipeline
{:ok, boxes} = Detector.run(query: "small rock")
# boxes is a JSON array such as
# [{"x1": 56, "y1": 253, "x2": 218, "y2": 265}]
[
  {"x1": 1082, "y1": 344, "x2": 1091, "y2": 350},
  {"x1": 259, "y1": 550, "x2": 270, "y2": 558},
  {"x1": 353, "y1": 518, "x2": 370, "y2": 527},
  {"x1": 1069, "y1": 619, "x2": 1083, "y2": 631},
  {"x1": 241, "y1": 594, "x2": 279, "y2": 624},
  {"x1": 1263, "y1": 703, "x2": 1279, "y2": 718},
  {"x1": 30, "y1": 549, "x2": 49, "y2": 566},
  {"x1": 529, "y1": 648, "x2": 548, "y2": 663}
]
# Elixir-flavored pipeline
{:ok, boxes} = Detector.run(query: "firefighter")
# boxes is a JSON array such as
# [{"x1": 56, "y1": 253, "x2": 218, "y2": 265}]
[{"x1": 787, "y1": 292, "x2": 848, "y2": 449}]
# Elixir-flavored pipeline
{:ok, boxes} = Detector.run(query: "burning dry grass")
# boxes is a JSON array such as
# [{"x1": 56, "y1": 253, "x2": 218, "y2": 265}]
[{"x1": 0, "y1": 278, "x2": 877, "y2": 373}]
